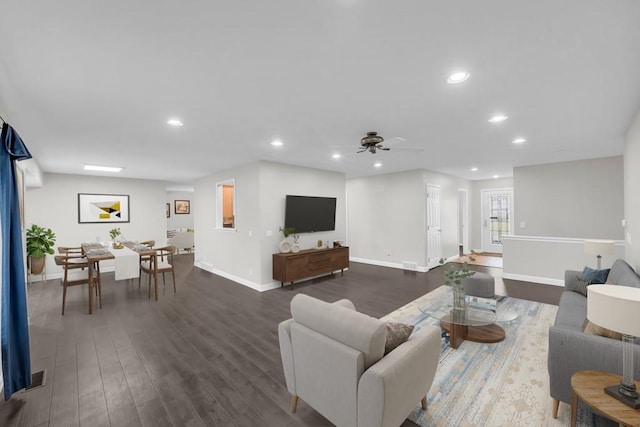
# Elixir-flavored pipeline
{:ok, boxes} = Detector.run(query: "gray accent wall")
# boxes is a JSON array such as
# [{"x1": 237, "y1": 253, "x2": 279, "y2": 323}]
[
  {"x1": 513, "y1": 156, "x2": 624, "y2": 239},
  {"x1": 166, "y1": 190, "x2": 194, "y2": 230},
  {"x1": 625, "y1": 109, "x2": 640, "y2": 270}
]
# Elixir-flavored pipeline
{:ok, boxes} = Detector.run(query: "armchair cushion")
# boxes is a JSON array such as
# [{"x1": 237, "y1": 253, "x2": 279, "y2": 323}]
[{"x1": 291, "y1": 294, "x2": 386, "y2": 369}]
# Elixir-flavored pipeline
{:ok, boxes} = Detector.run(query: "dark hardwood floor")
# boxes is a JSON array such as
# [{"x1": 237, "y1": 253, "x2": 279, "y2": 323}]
[{"x1": 0, "y1": 256, "x2": 563, "y2": 426}]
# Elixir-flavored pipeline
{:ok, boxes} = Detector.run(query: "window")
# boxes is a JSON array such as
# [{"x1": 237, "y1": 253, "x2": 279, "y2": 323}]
[{"x1": 216, "y1": 179, "x2": 235, "y2": 229}]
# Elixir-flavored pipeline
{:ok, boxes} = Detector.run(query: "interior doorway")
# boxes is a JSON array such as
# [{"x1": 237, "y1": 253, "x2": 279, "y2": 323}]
[
  {"x1": 457, "y1": 189, "x2": 469, "y2": 255},
  {"x1": 481, "y1": 188, "x2": 513, "y2": 254},
  {"x1": 426, "y1": 184, "x2": 442, "y2": 269}
]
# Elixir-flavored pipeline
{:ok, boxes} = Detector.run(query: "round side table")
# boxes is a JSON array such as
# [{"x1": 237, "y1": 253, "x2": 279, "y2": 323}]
[{"x1": 571, "y1": 370, "x2": 640, "y2": 427}]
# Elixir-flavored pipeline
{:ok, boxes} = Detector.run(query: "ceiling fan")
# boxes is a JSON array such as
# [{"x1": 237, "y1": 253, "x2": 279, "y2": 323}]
[
  {"x1": 331, "y1": 131, "x2": 424, "y2": 155},
  {"x1": 358, "y1": 131, "x2": 389, "y2": 154}
]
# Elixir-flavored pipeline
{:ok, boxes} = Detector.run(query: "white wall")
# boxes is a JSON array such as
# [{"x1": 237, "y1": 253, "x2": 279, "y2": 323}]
[
  {"x1": 258, "y1": 162, "x2": 346, "y2": 284},
  {"x1": 469, "y1": 177, "x2": 514, "y2": 251},
  {"x1": 347, "y1": 169, "x2": 471, "y2": 271},
  {"x1": 25, "y1": 173, "x2": 168, "y2": 278},
  {"x1": 625, "y1": 109, "x2": 640, "y2": 270},
  {"x1": 513, "y1": 157, "x2": 624, "y2": 239},
  {"x1": 194, "y1": 161, "x2": 346, "y2": 291},
  {"x1": 166, "y1": 191, "x2": 194, "y2": 230}
]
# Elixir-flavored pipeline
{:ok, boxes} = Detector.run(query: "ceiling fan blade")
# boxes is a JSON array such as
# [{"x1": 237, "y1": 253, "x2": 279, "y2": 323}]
[
  {"x1": 357, "y1": 148, "x2": 367, "y2": 153},
  {"x1": 330, "y1": 145, "x2": 362, "y2": 149},
  {"x1": 378, "y1": 146, "x2": 391, "y2": 151},
  {"x1": 392, "y1": 146, "x2": 424, "y2": 152}
]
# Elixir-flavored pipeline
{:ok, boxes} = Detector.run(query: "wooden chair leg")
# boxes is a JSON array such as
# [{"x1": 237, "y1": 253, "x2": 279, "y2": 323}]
[
  {"x1": 421, "y1": 396, "x2": 427, "y2": 410},
  {"x1": 171, "y1": 269, "x2": 176, "y2": 293},
  {"x1": 148, "y1": 269, "x2": 152, "y2": 299},
  {"x1": 61, "y1": 284, "x2": 67, "y2": 315},
  {"x1": 552, "y1": 398, "x2": 559, "y2": 418},
  {"x1": 290, "y1": 395, "x2": 298, "y2": 413}
]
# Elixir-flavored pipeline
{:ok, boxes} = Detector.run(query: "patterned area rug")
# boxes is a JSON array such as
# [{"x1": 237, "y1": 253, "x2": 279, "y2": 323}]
[{"x1": 382, "y1": 286, "x2": 592, "y2": 426}]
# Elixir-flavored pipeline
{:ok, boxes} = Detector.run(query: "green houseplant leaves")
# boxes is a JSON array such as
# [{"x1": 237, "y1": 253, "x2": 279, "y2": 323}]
[{"x1": 26, "y1": 224, "x2": 56, "y2": 258}]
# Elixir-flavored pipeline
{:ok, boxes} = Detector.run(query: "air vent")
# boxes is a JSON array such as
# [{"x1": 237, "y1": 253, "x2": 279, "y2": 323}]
[
  {"x1": 402, "y1": 261, "x2": 418, "y2": 271},
  {"x1": 26, "y1": 370, "x2": 46, "y2": 391}
]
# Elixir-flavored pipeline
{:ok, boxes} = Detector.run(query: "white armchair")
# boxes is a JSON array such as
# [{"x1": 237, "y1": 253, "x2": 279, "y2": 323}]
[
  {"x1": 167, "y1": 230, "x2": 194, "y2": 254},
  {"x1": 278, "y1": 294, "x2": 441, "y2": 427}
]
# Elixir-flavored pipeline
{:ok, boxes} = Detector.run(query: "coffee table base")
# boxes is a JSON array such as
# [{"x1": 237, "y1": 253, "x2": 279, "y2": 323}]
[{"x1": 440, "y1": 321, "x2": 506, "y2": 349}]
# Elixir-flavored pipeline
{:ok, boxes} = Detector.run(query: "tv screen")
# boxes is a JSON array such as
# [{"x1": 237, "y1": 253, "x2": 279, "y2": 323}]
[{"x1": 284, "y1": 195, "x2": 337, "y2": 233}]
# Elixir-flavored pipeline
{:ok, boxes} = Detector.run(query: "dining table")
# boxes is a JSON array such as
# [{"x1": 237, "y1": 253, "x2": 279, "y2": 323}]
[{"x1": 81, "y1": 242, "x2": 159, "y2": 314}]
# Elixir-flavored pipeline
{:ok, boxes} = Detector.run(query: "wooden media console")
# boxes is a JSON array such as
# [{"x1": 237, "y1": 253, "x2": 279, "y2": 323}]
[{"x1": 273, "y1": 246, "x2": 349, "y2": 288}]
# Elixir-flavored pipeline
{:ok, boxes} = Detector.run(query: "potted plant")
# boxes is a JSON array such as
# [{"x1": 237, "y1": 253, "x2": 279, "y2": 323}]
[
  {"x1": 439, "y1": 251, "x2": 476, "y2": 312},
  {"x1": 26, "y1": 224, "x2": 56, "y2": 274},
  {"x1": 109, "y1": 227, "x2": 123, "y2": 248}
]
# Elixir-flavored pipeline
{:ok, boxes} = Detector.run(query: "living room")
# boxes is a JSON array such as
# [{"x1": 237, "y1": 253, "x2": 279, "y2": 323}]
[{"x1": 2, "y1": 1, "x2": 640, "y2": 426}]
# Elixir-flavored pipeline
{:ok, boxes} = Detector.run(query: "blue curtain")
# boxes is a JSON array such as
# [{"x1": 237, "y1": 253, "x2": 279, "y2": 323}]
[{"x1": 0, "y1": 122, "x2": 32, "y2": 400}]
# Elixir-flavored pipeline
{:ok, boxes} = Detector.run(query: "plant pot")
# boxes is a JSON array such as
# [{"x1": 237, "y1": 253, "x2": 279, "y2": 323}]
[{"x1": 30, "y1": 256, "x2": 46, "y2": 275}]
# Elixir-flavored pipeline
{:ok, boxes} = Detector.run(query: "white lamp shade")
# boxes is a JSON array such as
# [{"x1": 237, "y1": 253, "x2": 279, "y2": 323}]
[
  {"x1": 587, "y1": 285, "x2": 640, "y2": 337},
  {"x1": 584, "y1": 240, "x2": 615, "y2": 256}
]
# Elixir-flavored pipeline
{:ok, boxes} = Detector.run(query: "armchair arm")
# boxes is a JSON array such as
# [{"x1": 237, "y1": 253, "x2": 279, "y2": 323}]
[
  {"x1": 548, "y1": 325, "x2": 640, "y2": 404},
  {"x1": 357, "y1": 325, "x2": 441, "y2": 427}
]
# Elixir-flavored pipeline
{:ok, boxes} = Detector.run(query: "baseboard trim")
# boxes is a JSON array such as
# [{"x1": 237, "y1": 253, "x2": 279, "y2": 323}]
[
  {"x1": 350, "y1": 257, "x2": 430, "y2": 273},
  {"x1": 194, "y1": 261, "x2": 280, "y2": 292},
  {"x1": 28, "y1": 266, "x2": 116, "y2": 283},
  {"x1": 502, "y1": 272, "x2": 564, "y2": 287}
]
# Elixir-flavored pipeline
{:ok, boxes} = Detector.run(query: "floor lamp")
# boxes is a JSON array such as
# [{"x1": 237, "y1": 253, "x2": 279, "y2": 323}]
[
  {"x1": 587, "y1": 285, "x2": 640, "y2": 408},
  {"x1": 584, "y1": 240, "x2": 615, "y2": 269}
]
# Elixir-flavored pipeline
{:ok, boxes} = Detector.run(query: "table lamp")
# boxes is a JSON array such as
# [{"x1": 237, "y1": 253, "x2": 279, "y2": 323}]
[
  {"x1": 584, "y1": 240, "x2": 615, "y2": 269},
  {"x1": 587, "y1": 284, "x2": 640, "y2": 408}
]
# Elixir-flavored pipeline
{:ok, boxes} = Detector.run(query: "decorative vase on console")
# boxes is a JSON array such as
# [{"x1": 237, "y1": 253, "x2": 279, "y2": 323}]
[
  {"x1": 279, "y1": 227, "x2": 299, "y2": 254},
  {"x1": 439, "y1": 251, "x2": 476, "y2": 317}
]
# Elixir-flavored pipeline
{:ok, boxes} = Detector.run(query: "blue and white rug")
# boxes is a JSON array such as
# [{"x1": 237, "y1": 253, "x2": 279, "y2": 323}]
[{"x1": 382, "y1": 286, "x2": 593, "y2": 426}]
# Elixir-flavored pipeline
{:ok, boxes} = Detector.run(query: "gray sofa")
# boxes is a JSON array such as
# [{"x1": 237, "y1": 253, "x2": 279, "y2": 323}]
[{"x1": 548, "y1": 258, "x2": 640, "y2": 420}]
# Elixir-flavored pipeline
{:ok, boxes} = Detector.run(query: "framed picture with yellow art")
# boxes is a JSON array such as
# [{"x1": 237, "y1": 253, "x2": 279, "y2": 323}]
[
  {"x1": 175, "y1": 199, "x2": 190, "y2": 214},
  {"x1": 78, "y1": 193, "x2": 130, "y2": 223}
]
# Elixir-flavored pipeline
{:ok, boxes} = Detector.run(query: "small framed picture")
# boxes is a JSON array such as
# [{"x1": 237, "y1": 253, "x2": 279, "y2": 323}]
[
  {"x1": 166, "y1": 203, "x2": 171, "y2": 218},
  {"x1": 175, "y1": 200, "x2": 190, "y2": 215}
]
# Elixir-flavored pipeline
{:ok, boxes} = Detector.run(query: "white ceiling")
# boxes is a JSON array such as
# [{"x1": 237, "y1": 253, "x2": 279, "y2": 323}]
[{"x1": 1, "y1": 0, "x2": 639, "y2": 185}]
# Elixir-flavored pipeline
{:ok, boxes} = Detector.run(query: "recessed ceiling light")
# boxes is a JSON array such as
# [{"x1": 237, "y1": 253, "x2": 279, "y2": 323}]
[
  {"x1": 332, "y1": 153, "x2": 342, "y2": 159},
  {"x1": 84, "y1": 164, "x2": 123, "y2": 173},
  {"x1": 493, "y1": 174, "x2": 500, "y2": 179},
  {"x1": 270, "y1": 140, "x2": 283, "y2": 147},
  {"x1": 512, "y1": 137, "x2": 526, "y2": 144},
  {"x1": 470, "y1": 167, "x2": 478, "y2": 172},
  {"x1": 488, "y1": 114, "x2": 508, "y2": 123},
  {"x1": 166, "y1": 118, "x2": 183, "y2": 127},
  {"x1": 447, "y1": 71, "x2": 470, "y2": 84},
  {"x1": 373, "y1": 162, "x2": 382, "y2": 168}
]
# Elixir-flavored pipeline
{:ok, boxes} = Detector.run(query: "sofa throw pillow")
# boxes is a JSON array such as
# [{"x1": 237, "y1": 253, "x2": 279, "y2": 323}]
[
  {"x1": 581, "y1": 266, "x2": 610, "y2": 284},
  {"x1": 584, "y1": 320, "x2": 623, "y2": 341},
  {"x1": 572, "y1": 276, "x2": 591, "y2": 296},
  {"x1": 384, "y1": 322, "x2": 414, "y2": 355}
]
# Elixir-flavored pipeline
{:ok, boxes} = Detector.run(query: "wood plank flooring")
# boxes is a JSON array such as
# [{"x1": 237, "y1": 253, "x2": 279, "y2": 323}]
[{"x1": 0, "y1": 256, "x2": 563, "y2": 426}]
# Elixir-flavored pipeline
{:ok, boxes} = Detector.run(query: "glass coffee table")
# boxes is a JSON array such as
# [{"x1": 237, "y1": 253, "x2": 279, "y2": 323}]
[{"x1": 419, "y1": 288, "x2": 518, "y2": 349}]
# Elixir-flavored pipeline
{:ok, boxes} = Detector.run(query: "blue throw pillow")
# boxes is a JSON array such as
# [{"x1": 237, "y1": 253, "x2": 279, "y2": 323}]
[{"x1": 582, "y1": 266, "x2": 610, "y2": 284}]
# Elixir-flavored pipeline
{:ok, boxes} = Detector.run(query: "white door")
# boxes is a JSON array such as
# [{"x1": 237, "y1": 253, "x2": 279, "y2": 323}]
[
  {"x1": 426, "y1": 184, "x2": 442, "y2": 268},
  {"x1": 458, "y1": 189, "x2": 469, "y2": 255},
  {"x1": 481, "y1": 189, "x2": 514, "y2": 254}
]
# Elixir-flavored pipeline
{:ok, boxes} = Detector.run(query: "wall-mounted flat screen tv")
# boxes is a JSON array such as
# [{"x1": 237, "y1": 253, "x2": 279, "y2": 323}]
[{"x1": 284, "y1": 195, "x2": 337, "y2": 233}]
